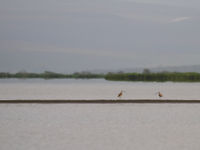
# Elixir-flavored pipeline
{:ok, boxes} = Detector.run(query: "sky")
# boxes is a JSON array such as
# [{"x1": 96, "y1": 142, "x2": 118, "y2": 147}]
[{"x1": 0, "y1": 0, "x2": 200, "y2": 73}]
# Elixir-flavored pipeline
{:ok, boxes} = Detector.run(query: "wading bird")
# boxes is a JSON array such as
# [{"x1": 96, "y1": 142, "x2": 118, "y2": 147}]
[
  {"x1": 117, "y1": 90, "x2": 125, "y2": 98},
  {"x1": 156, "y1": 91, "x2": 163, "y2": 98}
]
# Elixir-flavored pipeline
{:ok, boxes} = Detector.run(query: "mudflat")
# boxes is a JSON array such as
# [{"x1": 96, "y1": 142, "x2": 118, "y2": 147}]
[{"x1": 0, "y1": 99, "x2": 200, "y2": 104}]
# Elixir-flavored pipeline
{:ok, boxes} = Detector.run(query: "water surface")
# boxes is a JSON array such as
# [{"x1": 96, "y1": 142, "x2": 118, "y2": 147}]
[
  {"x1": 1, "y1": 79, "x2": 200, "y2": 149},
  {"x1": 0, "y1": 79, "x2": 200, "y2": 100},
  {"x1": 0, "y1": 103, "x2": 200, "y2": 150}
]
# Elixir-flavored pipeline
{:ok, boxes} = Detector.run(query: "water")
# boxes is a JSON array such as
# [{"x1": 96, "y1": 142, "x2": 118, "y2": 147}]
[
  {"x1": 1, "y1": 79, "x2": 200, "y2": 150},
  {"x1": 0, "y1": 79, "x2": 200, "y2": 100},
  {"x1": 1, "y1": 103, "x2": 200, "y2": 150}
]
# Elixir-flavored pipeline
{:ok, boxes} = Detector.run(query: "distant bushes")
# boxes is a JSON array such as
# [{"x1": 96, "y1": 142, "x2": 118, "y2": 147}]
[
  {"x1": 105, "y1": 72, "x2": 200, "y2": 82},
  {"x1": 1, "y1": 71, "x2": 200, "y2": 82},
  {"x1": 0, "y1": 71, "x2": 104, "y2": 79}
]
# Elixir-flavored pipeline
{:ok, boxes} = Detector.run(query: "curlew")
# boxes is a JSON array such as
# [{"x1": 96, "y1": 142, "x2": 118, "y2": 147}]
[
  {"x1": 117, "y1": 90, "x2": 125, "y2": 98},
  {"x1": 156, "y1": 91, "x2": 163, "y2": 98}
]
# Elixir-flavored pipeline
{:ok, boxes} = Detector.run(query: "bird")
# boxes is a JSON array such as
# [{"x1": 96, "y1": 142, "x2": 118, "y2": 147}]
[
  {"x1": 117, "y1": 90, "x2": 125, "y2": 98},
  {"x1": 157, "y1": 91, "x2": 163, "y2": 98}
]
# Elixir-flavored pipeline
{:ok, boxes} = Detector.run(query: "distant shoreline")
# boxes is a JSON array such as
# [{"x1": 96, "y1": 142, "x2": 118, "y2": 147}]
[
  {"x1": 1, "y1": 71, "x2": 200, "y2": 82},
  {"x1": 1, "y1": 99, "x2": 200, "y2": 104}
]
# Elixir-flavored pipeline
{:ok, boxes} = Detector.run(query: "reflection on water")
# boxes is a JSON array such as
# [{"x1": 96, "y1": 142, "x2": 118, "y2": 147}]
[
  {"x1": 1, "y1": 103, "x2": 200, "y2": 150},
  {"x1": 0, "y1": 79, "x2": 200, "y2": 100}
]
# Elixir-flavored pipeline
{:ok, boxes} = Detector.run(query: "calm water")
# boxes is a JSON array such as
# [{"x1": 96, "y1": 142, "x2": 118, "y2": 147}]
[
  {"x1": 1, "y1": 79, "x2": 200, "y2": 150},
  {"x1": 1, "y1": 103, "x2": 200, "y2": 150},
  {"x1": 0, "y1": 78, "x2": 200, "y2": 100}
]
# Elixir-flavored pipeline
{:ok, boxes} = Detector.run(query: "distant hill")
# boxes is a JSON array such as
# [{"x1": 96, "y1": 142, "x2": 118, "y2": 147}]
[
  {"x1": 149, "y1": 65, "x2": 200, "y2": 73},
  {"x1": 90, "y1": 65, "x2": 200, "y2": 74}
]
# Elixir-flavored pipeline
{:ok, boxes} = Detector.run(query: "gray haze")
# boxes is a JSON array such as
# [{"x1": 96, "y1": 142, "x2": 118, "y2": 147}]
[{"x1": 0, "y1": 0, "x2": 200, "y2": 73}]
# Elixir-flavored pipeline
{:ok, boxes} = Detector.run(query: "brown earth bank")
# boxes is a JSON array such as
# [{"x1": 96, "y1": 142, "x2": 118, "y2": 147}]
[{"x1": 0, "y1": 99, "x2": 200, "y2": 104}]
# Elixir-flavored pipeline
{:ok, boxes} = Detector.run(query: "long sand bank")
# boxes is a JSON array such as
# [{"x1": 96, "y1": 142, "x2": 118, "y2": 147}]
[{"x1": 0, "y1": 99, "x2": 200, "y2": 104}]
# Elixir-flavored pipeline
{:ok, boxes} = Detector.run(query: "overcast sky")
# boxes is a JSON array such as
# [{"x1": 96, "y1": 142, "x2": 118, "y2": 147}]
[{"x1": 0, "y1": 0, "x2": 200, "y2": 73}]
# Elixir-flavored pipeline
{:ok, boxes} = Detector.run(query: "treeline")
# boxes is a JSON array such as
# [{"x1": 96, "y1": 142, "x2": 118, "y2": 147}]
[
  {"x1": 1, "y1": 71, "x2": 200, "y2": 82},
  {"x1": 0, "y1": 71, "x2": 104, "y2": 79},
  {"x1": 105, "y1": 72, "x2": 200, "y2": 82}
]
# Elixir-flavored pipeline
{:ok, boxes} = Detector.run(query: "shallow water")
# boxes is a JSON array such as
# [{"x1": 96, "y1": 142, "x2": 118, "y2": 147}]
[
  {"x1": 1, "y1": 103, "x2": 200, "y2": 150},
  {"x1": 0, "y1": 79, "x2": 200, "y2": 100},
  {"x1": 0, "y1": 79, "x2": 200, "y2": 149}
]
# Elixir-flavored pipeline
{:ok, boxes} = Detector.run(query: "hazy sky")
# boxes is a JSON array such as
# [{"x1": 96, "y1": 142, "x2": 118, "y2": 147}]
[{"x1": 0, "y1": 0, "x2": 200, "y2": 73}]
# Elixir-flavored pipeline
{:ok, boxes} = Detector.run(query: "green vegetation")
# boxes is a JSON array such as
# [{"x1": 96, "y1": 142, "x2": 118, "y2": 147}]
[
  {"x1": 0, "y1": 71, "x2": 104, "y2": 79},
  {"x1": 105, "y1": 72, "x2": 200, "y2": 82},
  {"x1": 1, "y1": 70, "x2": 200, "y2": 82}
]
